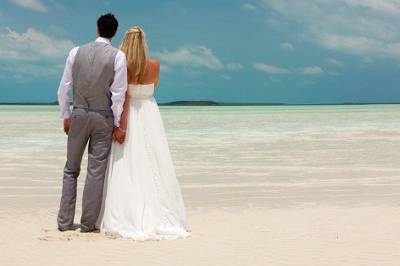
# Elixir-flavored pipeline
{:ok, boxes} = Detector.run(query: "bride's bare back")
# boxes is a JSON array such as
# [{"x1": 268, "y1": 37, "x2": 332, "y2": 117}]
[{"x1": 129, "y1": 59, "x2": 160, "y2": 86}]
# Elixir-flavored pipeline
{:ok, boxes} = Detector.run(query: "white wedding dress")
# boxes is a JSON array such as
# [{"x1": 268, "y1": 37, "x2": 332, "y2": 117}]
[{"x1": 98, "y1": 83, "x2": 189, "y2": 240}]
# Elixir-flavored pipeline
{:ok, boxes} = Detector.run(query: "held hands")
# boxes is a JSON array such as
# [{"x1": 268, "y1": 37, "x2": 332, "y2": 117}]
[
  {"x1": 63, "y1": 118, "x2": 70, "y2": 135},
  {"x1": 113, "y1": 127, "x2": 126, "y2": 144},
  {"x1": 64, "y1": 118, "x2": 126, "y2": 143}
]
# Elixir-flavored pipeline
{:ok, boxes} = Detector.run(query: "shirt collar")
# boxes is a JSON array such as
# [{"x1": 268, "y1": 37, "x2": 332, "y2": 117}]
[{"x1": 95, "y1": 37, "x2": 111, "y2": 45}]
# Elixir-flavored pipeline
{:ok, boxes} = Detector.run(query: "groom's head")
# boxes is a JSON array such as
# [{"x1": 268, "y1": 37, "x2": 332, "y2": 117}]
[{"x1": 97, "y1": 13, "x2": 118, "y2": 39}]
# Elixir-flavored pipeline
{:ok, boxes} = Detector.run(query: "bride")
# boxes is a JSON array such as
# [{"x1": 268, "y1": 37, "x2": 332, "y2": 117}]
[{"x1": 97, "y1": 26, "x2": 189, "y2": 240}]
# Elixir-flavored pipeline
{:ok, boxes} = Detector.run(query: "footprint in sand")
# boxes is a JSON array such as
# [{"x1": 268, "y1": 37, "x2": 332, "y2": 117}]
[{"x1": 38, "y1": 227, "x2": 81, "y2": 241}]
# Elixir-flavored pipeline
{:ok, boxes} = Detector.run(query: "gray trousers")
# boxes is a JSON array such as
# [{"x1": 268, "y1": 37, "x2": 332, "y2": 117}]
[{"x1": 57, "y1": 108, "x2": 113, "y2": 231}]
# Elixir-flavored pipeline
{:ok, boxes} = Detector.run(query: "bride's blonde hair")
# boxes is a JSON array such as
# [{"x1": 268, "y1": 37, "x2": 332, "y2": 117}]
[{"x1": 119, "y1": 26, "x2": 149, "y2": 84}]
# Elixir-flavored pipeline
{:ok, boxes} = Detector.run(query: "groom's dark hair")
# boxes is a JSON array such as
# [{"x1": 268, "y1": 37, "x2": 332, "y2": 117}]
[{"x1": 97, "y1": 13, "x2": 118, "y2": 39}]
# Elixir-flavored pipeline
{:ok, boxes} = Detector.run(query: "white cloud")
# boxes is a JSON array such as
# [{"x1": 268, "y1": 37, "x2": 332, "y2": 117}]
[
  {"x1": 0, "y1": 27, "x2": 75, "y2": 79},
  {"x1": 341, "y1": 0, "x2": 400, "y2": 15},
  {"x1": 253, "y1": 62, "x2": 291, "y2": 74},
  {"x1": 281, "y1": 42, "x2": 294, "y2": 51},
  {"x1": 160, "y1": 64, "x2": 171, "y2": 73},
  {"x1": 11, "y1": 0, "x2": 48, "y2": 12},
  {"x1": 154, "y1": 46, "x2": 224, "y2": 70},
  {"x1": 0, "y1": 27, "x2": 75, "y2": 61},
  {"x1": 0, "y1": 63, "x2": 63, "y2": 81},
  {"x1": 261, "y1": 0, "x2": 400, "y2": 60},
  {"x1": 226, "y1": 62, "x2": 244, "y2": 70},
  {"x1": 267, "y1": 18, "x2": 280, "y2": 28},
  {"x1": 269, "y1": 76, "x2": 282, "y2": 83},
  {"x1": 303, "y1": 66, "x2": 324, "y2": 75},
  {"x1": 254, "y1": 62, "x2": 325, "y2": 76},
  {"x1": 221, "y1": 75, "x2": 232, "y2": 80},
  {"x1": 317, "y1": 33, "x2": 400, "y2": 59},
  {"x1": 243, "y1": 3, "x2": 257, "y2": 10},
  {"x1": 361, "y1": 57, "x2": 374, "y2": 64},
  {"x1": 327, "y1": 58, "x2": 345, "y2": 67}
]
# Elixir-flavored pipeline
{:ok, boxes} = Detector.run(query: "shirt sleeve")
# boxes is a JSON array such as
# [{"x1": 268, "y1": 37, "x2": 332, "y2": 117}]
[
  {"x1": 110, "y1": 50, "x2": 128, "y2": 127},
  {"x1": 57, "y1": 47, "x2": 79, "y2": 119}
]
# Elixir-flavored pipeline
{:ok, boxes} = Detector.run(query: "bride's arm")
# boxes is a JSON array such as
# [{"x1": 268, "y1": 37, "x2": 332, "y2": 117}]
[
  {"x1": 154, "y1": 61, "x2": 160, "y2": 87},
  {"x1": 113, "y1": 90, "x2": 130, "y2": 143},
  {"x1": 150, "y1": 59, "x2": 160, "y2": 87},
  {"x1": 119, "y1": 90, "x2": 131, "y2": 131}
]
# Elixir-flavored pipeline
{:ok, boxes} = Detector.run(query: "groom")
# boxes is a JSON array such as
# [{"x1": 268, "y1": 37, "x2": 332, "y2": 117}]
[{"x1": 57, "y1": 13, "x2": 127, "y2": 232}]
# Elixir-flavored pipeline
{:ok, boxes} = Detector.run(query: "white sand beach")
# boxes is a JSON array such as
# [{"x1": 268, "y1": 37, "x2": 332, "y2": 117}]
[
  {"x1": 1, "y1": 105, "x2": 400, "y2": 265},
  {"x1": 2, "y1": 205, "x2": 400, "y2": 265}
]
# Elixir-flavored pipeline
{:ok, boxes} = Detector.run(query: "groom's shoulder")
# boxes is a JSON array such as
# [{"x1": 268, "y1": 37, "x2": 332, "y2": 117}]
[
  {"x1": 79, "y1": 41, "x2": 95, "y2": 50},
  {"x1": 114, "y1": 49, "x2": 126, "y2": 61},
  {"x1": 68, "y1": 42, "x2": 94, "y2": 55},
  {"x1": 66, "y1": 46, "x2": 80, "y2": 59}
]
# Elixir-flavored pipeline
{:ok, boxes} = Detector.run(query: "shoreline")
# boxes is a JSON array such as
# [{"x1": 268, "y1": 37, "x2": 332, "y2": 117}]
[{"x1": 1, "y1": 101, "x2": 400, "y2": 106}]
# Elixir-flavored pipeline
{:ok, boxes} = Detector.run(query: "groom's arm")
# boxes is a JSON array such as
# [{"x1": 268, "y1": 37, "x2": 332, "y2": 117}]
[
  {"x1": 110, "y1": 51, "x2": 128, "y2": 127},
  {"x1": 57, "y1": 47, "x2": 79, "y2": 133}
]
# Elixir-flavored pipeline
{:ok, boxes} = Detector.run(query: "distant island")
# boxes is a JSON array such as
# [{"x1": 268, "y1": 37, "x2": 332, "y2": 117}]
[{"x1": 0, "y1": 101, "x2": 399, "y2": 106}]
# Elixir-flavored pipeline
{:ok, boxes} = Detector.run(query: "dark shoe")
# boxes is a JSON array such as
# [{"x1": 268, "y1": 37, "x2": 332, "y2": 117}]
[
  {"x1": 58, "y1": 224, "x2": 80, "y2": 232},
  {"x1": 80, "y1": 227, "x2": 99, "y2": 233},
  {"x1": 58, "y1": 226, "x2": 72, "y2": 232}
]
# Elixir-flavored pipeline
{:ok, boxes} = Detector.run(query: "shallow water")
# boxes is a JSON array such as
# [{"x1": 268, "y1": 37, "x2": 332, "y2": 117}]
[{"x1": 1, "y1": 104, "x2": 400, "y2": 208}]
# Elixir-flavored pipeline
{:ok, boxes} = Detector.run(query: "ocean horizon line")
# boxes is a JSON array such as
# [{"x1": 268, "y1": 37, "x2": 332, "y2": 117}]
[{"x1": 1, "y1": 100, "x2": 400, "y2": 106}]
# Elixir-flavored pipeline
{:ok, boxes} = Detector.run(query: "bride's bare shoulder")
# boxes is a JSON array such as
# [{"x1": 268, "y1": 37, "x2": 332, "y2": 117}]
[
  {"x1": 147, "y1": 59, "x2": 160, "y2": 70},
  {"x1": 146, "y1": 59, "x2": 160, "y2": 85}
]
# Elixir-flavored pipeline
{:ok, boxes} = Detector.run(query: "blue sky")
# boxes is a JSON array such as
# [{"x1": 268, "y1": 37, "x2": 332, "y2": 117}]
[{"x1": 1, "y1": 0, "x2": 400, "y2": 103}]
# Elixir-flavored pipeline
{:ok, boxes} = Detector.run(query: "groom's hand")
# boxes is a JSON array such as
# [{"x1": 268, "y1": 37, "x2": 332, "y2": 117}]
[{"x1": 63, "y1": 118, "x2": 70, "y2": 135}]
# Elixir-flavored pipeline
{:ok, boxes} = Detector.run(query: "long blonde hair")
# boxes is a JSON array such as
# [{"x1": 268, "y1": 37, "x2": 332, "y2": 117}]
[{"x1": 120, "y1": 26, "x2": 149, "y2": 84}]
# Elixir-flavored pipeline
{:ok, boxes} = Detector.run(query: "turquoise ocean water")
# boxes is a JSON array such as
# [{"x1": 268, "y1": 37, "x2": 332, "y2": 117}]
[{"x1": 1, "y1": 104, "x2": 400, "y2": 208}]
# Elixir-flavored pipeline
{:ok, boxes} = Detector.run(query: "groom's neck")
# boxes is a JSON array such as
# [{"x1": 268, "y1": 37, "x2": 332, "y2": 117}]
[{"x1": 97, "y1": 35, "x2": 112, "y2": 42}]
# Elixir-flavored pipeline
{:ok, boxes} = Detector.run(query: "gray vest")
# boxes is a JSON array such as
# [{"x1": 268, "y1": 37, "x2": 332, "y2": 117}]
[{"x1": 72, "y1": 41, "x2": 118, "y2": 111}]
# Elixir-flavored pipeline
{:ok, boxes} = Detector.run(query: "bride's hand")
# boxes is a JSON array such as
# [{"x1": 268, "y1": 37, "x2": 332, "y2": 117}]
[
  {"x1": 113, "y1": 127, "x2": 126, "y2": 144},
  {"x1": 63, "y1": 118, "x2": 70, "y2": 135}
]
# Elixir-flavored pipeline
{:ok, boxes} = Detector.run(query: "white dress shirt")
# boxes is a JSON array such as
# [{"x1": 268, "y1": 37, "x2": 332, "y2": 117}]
[{"x1": 57, "y1": 37, "x2": 127, "y2": 127}]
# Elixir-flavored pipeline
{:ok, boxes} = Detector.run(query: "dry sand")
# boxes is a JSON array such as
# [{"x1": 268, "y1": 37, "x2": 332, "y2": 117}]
[{"x1": 1, "y1": 203, "x2": 400, "y2": 266}]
